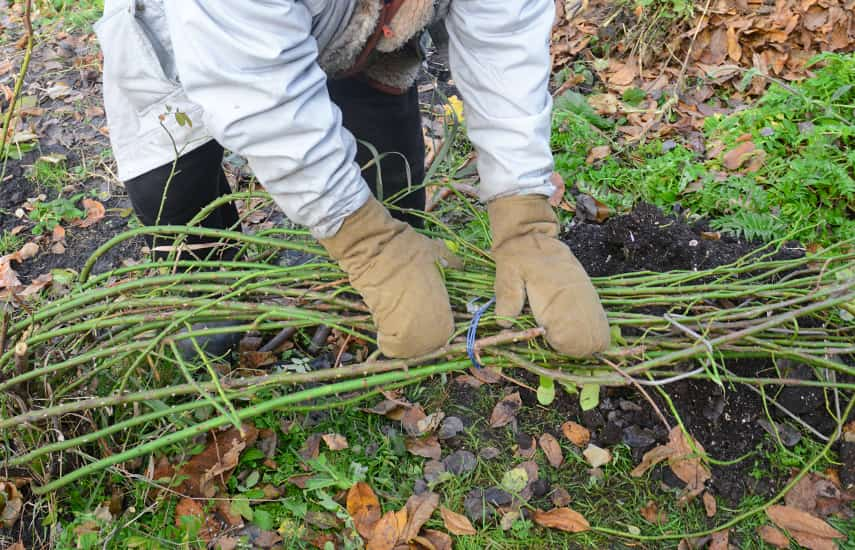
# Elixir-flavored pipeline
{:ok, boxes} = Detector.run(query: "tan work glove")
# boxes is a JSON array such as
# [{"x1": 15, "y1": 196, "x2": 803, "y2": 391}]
[
  {"x1": 320, "y1": 198, "x2": 460, "y2": 358},
  {"x1": 488, "y1": 195, "x2": 610, "y2": 357}
]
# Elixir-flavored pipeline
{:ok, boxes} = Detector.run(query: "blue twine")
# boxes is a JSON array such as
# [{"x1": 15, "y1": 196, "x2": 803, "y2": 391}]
[{"x1": 466, "y1": 297, "x2": 495, "y2": 369}]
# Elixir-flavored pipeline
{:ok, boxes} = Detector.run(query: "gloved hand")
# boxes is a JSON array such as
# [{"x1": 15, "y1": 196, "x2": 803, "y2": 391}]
[
  {"x1": 488, "y1": 194, "x2": 610, "y2": 356},
  {"x1": 320, "y1": 198, "x2": 461, "y2": 358}
]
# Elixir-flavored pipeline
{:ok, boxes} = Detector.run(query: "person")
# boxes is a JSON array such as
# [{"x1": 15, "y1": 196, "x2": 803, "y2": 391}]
[{"x1": 95, "y1": 0, "x2": 610, "y2": 359}]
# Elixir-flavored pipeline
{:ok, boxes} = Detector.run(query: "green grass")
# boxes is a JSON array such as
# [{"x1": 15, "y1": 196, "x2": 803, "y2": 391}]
[
  {"x1": 37, "y1": 0, "x2": 104, "y2": 32},
  {"x1": 552, "y1": 52, "x2": 855, "y2": 244},
  {"x1": 0, "y1": 230, "x2": 25, "y2": 255}
]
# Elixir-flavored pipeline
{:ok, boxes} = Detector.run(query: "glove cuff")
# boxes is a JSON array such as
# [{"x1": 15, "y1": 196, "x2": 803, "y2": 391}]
[
  {"x1": 319, "y1": 197, "x2": 406, "y2": 267},
  {"x1": 487, "y1": 194, "x2": 559, "y2": 249}
]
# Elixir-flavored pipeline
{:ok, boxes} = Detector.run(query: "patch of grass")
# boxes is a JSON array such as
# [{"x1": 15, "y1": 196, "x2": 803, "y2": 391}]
[
  {"x1": 38, "y1": 0, "x2": 104, "y2": 32},
  {"x1": 28, "y1": 155, "x2": 69, "y2": 193},
  {"x1": 0, "y1": 230, "x2": 25, "y2": 255},
  {"x1": 553, "y1": 52, "x2": 855, "y2": 244}
]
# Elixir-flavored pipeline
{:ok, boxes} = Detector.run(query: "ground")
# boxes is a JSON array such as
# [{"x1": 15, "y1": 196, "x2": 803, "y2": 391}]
[{"x1": 0, "y1": 1, "x2": 854, "y2": 550}]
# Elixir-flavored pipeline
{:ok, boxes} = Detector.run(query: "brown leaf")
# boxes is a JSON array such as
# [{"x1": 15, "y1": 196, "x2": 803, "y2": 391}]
[
  {"x1": 52, "y1": 224, "x2": 66, "y2": 242},
  {"x1": 254, "y1": 530, "x2": 283, "y2": 548},
  {"x1": 709, "y1": 529, "x2": 729, "y2": 550},
  {"x1": 631, "y1": 444, "x2": 675, "y2": 477},
  {"x1": 489, "y1": 392, "x2": 522, "y2": 428},
  {"x1": 19, "y1": 273, "x2": 52, "y2": 298},
  {"x1": 174, "y1": 498, "x2": 220, "y2": 542},
  {"x1": 174, "y1": 424, "x2": 258, "y2": 498},
  {"x1": 299, "y1": 434, "x2": 322, "y2": 462},
  {"x1": 419, "y1": 529, "x2": 453, "y2": 550},
  {"x1": 347, "y1": 482, "x2": 382, "y2": 540},
  {"x1": 539, "y1": 433, "x2": 564, "y2": 468},
  {"x1": 726, "y1": 26, "x2": 742, "y2": 62},
  {"x1": 722, "y1": 141, "x2": 756, "y2": 170},
  {"x1": 532, "y1": 507, "x2": 590, "y2": 533},
  {"x1": 666, "y1": 427, "x2": 711, "y2": 497},
  {"x1": 74, "y1": 199, "x2": 106, "y2": 228},
  {"x1": 551, "y1": 486, "x2": 572, "y2": 507},
  {"x1": 607, "y1": 60, "x2": 638, "y2": 87},
  {"x1": 239, "y1": 350, "x2": 276, "y2": 369},
  {"x1": 0, "y1": 481, "x2": 23, "y2": 528},
  {"x1": 561, "y1": 421, "x2": 590, "y2": 447},
  {"x1": 400, "y1": 491, "x2": 439, "y2": 543},
  {"x1": 766, "y1": 505, "x2": 843, "y2": 539},
  {"x1": 401, "y1": 405, "x2": 428, "y2": 436},
  {"x1": 640, "y1": 501, "x2": 666, "y2": 524},
  {"x1": 366, "y1": 511, "x2": 400, "y2": 550},
  {"x1": 757, "y1": 525, "x2": 791, "y2": 548},
  {"x1": 406, "y1": 435, "x2": 442, "y2": 460},
  {"x1": 17, "y1": 242, "x2": 39, "y2": 261},
  {"x1": 321, "y1": 433, "x2": 349, "y2": 451},
  {"x1": 703, "y1": 492, "x2": 717, "y2": 517},
  {"x1": 362, "y1": 399, "x2": 409, "y2": 419},
  {"x1": 585, "y1": 145, "x2": 611, "y2": 165},
  {"x1": 468, "y1": 365, "x2": 502, "y2": 385},
  {"x1": 454, "y1": 374, "x2": 484, "y2": 388},
  {"x1": 440, "y1": 506, "x2": 477, "y2": 536}
]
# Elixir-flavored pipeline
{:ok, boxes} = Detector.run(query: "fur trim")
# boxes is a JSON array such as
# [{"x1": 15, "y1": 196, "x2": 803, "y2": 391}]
[
  {"x1": 318, "y1": 0, "x2": 382, "y2": 76},
  {"x1": 363, "y1": 49, "x2": 423, "y2": 91},
  {"x1": 377, "y1": 0, "x2": 435, "y2": 53}
]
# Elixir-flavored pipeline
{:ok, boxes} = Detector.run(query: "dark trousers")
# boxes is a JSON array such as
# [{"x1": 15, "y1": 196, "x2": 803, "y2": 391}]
[{"x1": 124, "y1": 78, "x2": 426, "y2": 255}]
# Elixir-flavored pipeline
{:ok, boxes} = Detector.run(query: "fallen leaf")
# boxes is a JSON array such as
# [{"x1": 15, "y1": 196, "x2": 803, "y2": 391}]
[
  {"x1": 583, "y1": 444, "x2": 612, "y2": 468},
  {"x1": 400, "y1": 492, "x2": 439, "y2": 543},
  {"x1": 401, "y1": 405, "x2": 428, "y2": 436},
  {"x1": 709, "y1": 529, "x2": 729, "y2": 550},
  {"x1": 19, "y1": 273, "x2": 52, "y2": 297},
  {"x1": 239, "y1": 350, "x2": 276, "y2": 369},
  {"x1": 347, "y1": 482, "x2": 381, "y2": 539},
  {"x1": 666, "y1": 427, "x2": 711, "y2": 500},
  {"x1": 640, "y1": 501, "x2": 666, "y2": 524},
  {"x1": 254, "y1": 530, "x2": 283, "y2": 548},
  {"x1": 17, "y1": 242, "x2": 39, "y2": 261},
  {"x1": 0, "y1": 481, "x2": 23, "y2": 528},
  {"x1": 174, "y1": 424, "x2": 258, "y2": 498},
  {"x1": 362, "y1": 399, "x2": 409, "y2": 420},
  {"x1": 766, "y1": 505, "x2": 843, "y2": 539},
  {"x1": 321, "y1": 433, "x2": 349, "y2": 451},
  {"x1": 490, "y1": 392, "x2": 522, "y2": 428},
  {"x1": 52, "y1": 224, "x2": 66, "y2": 242},
  {"x1": 539, "y1": 433, "x2": 564, "y2": 468},
  {"x1": 406, "y1": 435, "x2": 442, "y2": 460},
  {"x1": 551, "y1": 487, "x2": 572, "y2": 507},
  {"x1": 586, "y1": 145, "x2": 611, "y2": 164},
  {"x1": 703, "y1": 492, "x2": 717, "y2": 517},
  {"x1": 440, "y1": 506, "x2": 477, "y2": 535},
  {"x1": 722, "y1": 141, "x2": 756, "y2": 170},
  {"x1": 468, "y1": 365, "x2": 502, "y2": 385},
  {"x1": 366, "y1": 510, "x2": 399, "y2": 550},
  {"x1": 299, "y1": 434, "x2": 322, "y2": 462},
  {"x1": 631, "y1": 444, "x2": 675, "y2": 477},
  {"x1": 74, "y1": 199, "x2": 105, "y2": 228},
  {"x1": 758, "y1": 525, "x2": 790, "y2": 548},
  {"x1": 174, "y1": 498, "x2": 219, "y2": 542},
  {"x1": 419, "y1": 529, "x2": 453, "y2": 550},
  {"x1": 561, "y1": 421, "x2": 590, "y2": 447},
  {"x1": 532, "y1": 507, "x2": 590, "y2": 533},
  {"x1": 305, "y1": 511, "x2": 341, "y2": 530},
  {"x1": 454, "y1": 374, "x2": 484, "y2": 388}
]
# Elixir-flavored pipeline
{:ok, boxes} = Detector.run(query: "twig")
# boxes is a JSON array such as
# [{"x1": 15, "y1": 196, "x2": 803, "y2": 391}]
[{"x1": 259, "y1": 327, "x2": 296, "y2": 353}]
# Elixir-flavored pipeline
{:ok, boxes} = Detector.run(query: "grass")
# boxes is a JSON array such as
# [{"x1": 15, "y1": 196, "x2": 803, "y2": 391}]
[
  {"x1": 552, "y1": 52, "x2": 855, "y2": 244},
  {"x1": 36, "y1": 0, "x2": 103, "y2": 32}
]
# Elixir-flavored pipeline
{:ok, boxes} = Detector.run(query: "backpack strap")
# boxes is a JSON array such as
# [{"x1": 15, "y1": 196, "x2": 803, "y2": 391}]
[{"x1": 341, "y1": 0, "x2": 408, "y2": 78}]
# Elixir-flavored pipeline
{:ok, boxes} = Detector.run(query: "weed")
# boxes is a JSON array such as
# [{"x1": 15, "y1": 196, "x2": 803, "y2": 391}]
[
  {"x1": 0, "y1": 231, "x2": 25, "y2": 255},
  {"x1": 37, "y1": 0, "x2": 104, "y2": 32},
  {"x1": 28, "y1": 193, "x2": 85, "y2": 235},
  {"x1": 28, "y1": 155, "x2": 69, "y2": 192}
]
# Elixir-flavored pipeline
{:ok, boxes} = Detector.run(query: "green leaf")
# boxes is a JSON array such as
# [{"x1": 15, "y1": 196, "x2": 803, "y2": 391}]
[
  {"x1": 580, "y1": 383, "x2": 600, "y2": 411},
  {"x1": 244, "y1": 470, "x2": 260, "y2": 489},
  {"x1": 230, "y1": 497, "x2": 253, "y2": 521},
  {"x1": 501, "y1": 467, "x2": 529, "y2": 493},
  {"x1": 536, "y1": 376, "x2": 555, "y2": 405},
  {"x1": 174, "y1": 110, "x2": 193, "y2": 127},
  {"x1": 253, "y1": 509, "x2": 274, "y2": 530},
  {"x1": 622, "y1": 87, "x2": 646, "y2": 106}
]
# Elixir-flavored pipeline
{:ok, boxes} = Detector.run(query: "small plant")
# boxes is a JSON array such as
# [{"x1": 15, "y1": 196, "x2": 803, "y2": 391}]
[
  {"x1": 0, "y1": 230, "x2": 25, "y2": 256},
  {"x1": 28, "y1": 155, "x2": 68, "y2": 192},
  {"x1": 28, "y1": 194, "x2": 85, "y2": 236}
]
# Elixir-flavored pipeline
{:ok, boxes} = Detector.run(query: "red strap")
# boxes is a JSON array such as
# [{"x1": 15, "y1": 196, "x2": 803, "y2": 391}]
[{"x1": 340, "y1": 0, "x2": 407, "y2": 78}]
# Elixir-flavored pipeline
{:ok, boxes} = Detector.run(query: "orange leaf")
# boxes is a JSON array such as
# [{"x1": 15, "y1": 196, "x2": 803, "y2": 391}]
[
  {"x1": 405, "y1": 435, "x2": 442, "y2": 460},
  {"x1": 766, "y1": 505, "x2": 843, "y2": 540},
  {"x1": 321, "y1": 433, "x2": 349, "y2": 451},
  {"x1": 561, "y1": 421, "x2": 590, "y2": 447},
  {"x1": 440, "y1": 507, "x2": 477, "y2": 536},
  {"x1": 532, "y1": 507, "x2": 590, "y2": 533},
  {"x1": 366, "y1": 511, "x2": 399, "y2": 550},
  {"x1": 75, "y1": 199, "x2": 106, "y2": 228},
  {"x1": 722, "y1": 141, "x2": 756, "y2": 170},
  {"x1": 347, "y1": 482, "x2": 381, "y2": 540},
  {"x1": 400, "y1": 492, "x2": 439, "y2": 543},
  {"x1": 757, "y1": 525, "x2": 791, "y2": 548}
]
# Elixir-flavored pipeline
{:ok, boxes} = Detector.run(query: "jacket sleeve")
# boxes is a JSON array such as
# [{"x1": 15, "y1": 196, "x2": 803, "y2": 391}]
[
  {"x1": 445, "y1": 0, "x2": 556, "y2": 201},
  {"x1": 162, "y1": 1, "x2": 371, "y2": 238}
]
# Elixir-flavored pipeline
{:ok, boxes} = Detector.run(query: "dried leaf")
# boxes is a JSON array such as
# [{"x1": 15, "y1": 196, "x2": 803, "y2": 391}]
[
  {"x1": 586, "y1": 145, "x2": 611, "y2": 164},
  {"x1": 406, "y1": 435, "x2": 442, "y2": 460},
  {"x1": 299, "y1": 434, "x2": 322, "y2": 462},
  {"x1": 347, "y1": 482, "x2": 382, "y2": 540},
  {"x1": 726, "y1": 26, "x2": 742, "y2": 62},
  {"x1": 489, "y1": 392, "x2": 522, "y2": 428},
  {"x1": 74, "y1": 199, "x2": 106, "y2": 228},
  {"x1": 239, "y1": 350, "x2": 276, "y2": 369},
  {"x1": 440, "y1": 507, "x2": 477, "y2": 536},
  {"x1": 757, "y1": 525, "x2": 790, "y2": 548},
  {"x1": 666, "y1": 427, "x2": 710, "y2": 497},
  {"x1": 703, "y1": 492, "x2": 717, "y2": 517},
  {"x1": 400, "y1": 492, "x2": 439, "y2": 543},
  {"x1": 174, "y1": 498, "x2": 220, "y2": 542},
  {"x1": 766, "y1": 505, "x2": 843, "y2": 539},
  {"x1": 583, "y1": 444, "x2": 612, "y2": 468},
  {"x1": 722, "y1": 141, "x2": 756, "y2": 170},
  {"x1": 0, "y1": 481, "x2": 23, "y2": 528},
  {"x1": 539, "y1": 433, "x2": 564, "y2": 468},
  {"x1": 561, "y1": 421, "x2": 590, "y2": 447},
  {"x1": 419, "y1": 529, "x2": 453, "y2": 550},
  {"x1": 551, "y1": 486, "x2": 573, "y2": 507},
  {"x1": 709, "y1": 529, "x2": 729, "y2": 550},
  {"x1": 17, "y1": 242, "x2": 39, "y2": 261},
  {"x1": 402, "y1": 405, "x2": 428, "y2": 436},
  {"x1": 366, "y1": 511, "x2": 400, "y2": 550},
  {"x1": 532, "y1": 507, "x2": 590, "y2": 533},
  {"x1": 631, "y1": 445, "x2": 675, "y2": 477},
  {"x1": 175, "y1": 424, "x2": 258, "y2": 498},
  {"x1": 19, "y1": 273, "x2": 52, "y2": 297},
  {"x1": 640, "y1": 501, "x2": 666, "y2": 524},
  {"x1": 321, "y1": 433, "x2": 349, "y2": 451}
]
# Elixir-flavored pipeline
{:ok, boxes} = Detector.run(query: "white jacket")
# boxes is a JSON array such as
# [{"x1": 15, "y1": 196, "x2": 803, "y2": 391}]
[{"x1": 96, "y1": 0, "x2": 556, "y2": 238}]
